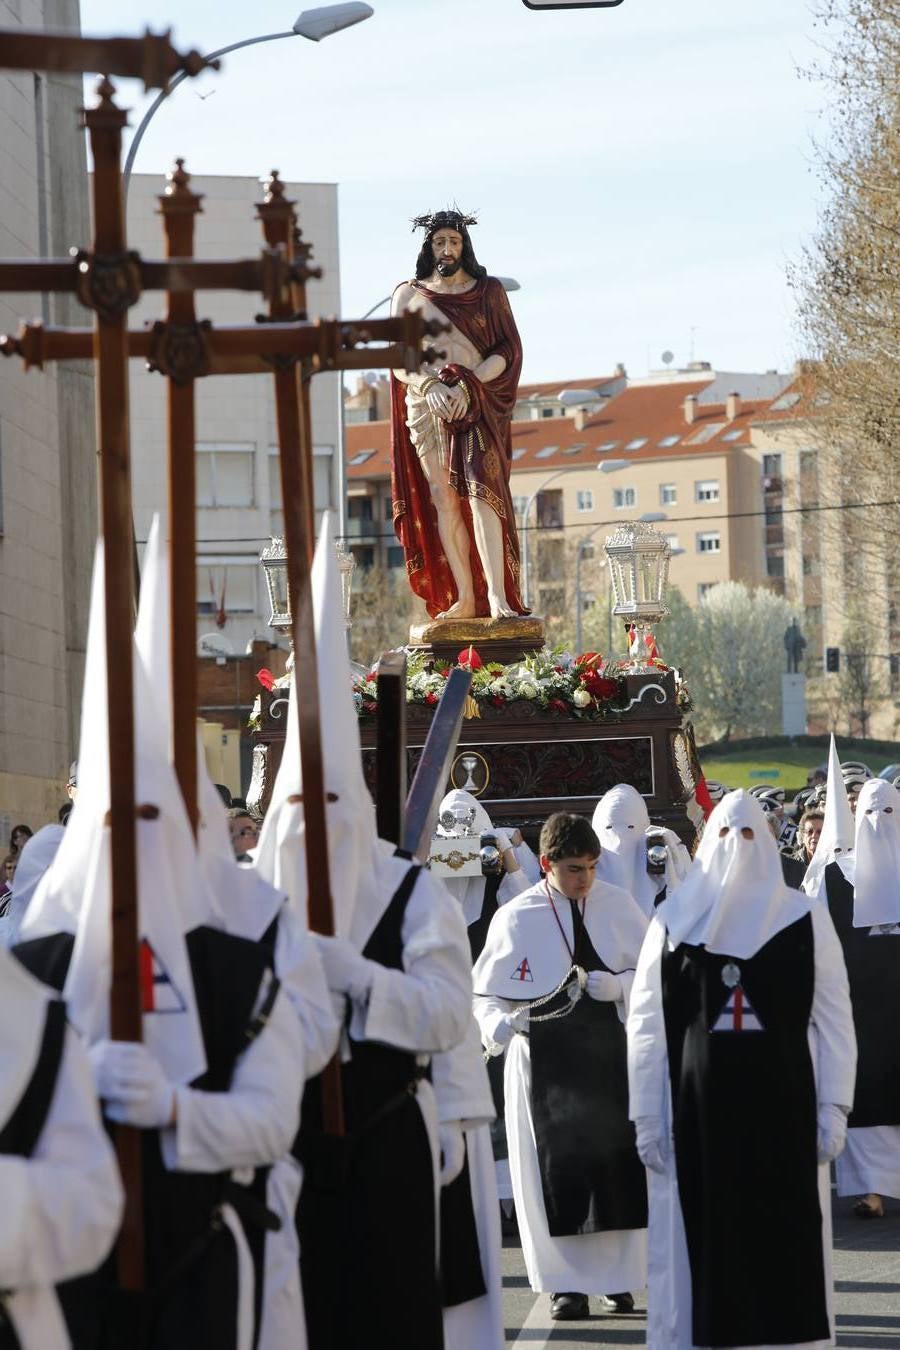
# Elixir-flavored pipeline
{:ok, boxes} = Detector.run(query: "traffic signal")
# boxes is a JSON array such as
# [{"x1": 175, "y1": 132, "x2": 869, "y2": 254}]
[
  {"x1": 523, "y1": 1, "x2": 624, "y2": 8},
  {"x1": 825, "y1": 647, "x2": 840, "y2": 674}
]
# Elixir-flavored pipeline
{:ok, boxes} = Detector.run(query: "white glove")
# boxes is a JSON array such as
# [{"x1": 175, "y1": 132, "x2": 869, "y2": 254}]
[
  {"x1": 313, "y1": 934, "x2": 376, "y2": 1003},
  {"x1": 817, "y1": 1103, "x2": 848, "y2": 1163},
  {"x1": 438, "y1": 1121, "x2": 466, "y2": 1186},
  {"x1": 494, "y1": 830, "x2": 512, "y2": 853},
  {"x1": 90, "y1": 1040, "x2": 175, "y2": 1129},
  {"x1": 484, "y1": 1004, "x2": 529, "y2": 1054},
  {"x1": 586, "y1": 970, "x2": 623, "y2": 1002},
  {"x1": 634, "y1": 1116, "x2": 668, "y2": 1174}
]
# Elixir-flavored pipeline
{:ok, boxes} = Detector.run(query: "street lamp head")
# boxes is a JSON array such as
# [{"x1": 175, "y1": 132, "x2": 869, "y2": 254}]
[
  {"x1": 638, "y1": 511, "x2": 668, "y2": 523},
  {"x1": 496, "y1": 276, "x2": 521, "y2": 292},
  {"x1": 293, "y1": 4, "x2": 374, "y2": 40},
  {"x1": 597, "y1": 458, "x2": 629, "y2": 473},
  {"x1": 558, "y1": 388, "x2": 604, "y2": 407}
]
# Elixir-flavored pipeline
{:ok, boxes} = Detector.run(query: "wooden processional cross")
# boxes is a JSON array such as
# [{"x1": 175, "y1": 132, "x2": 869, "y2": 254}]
[{"x1": 0, "y1": 26, "x2": 469, "y2": 1288}]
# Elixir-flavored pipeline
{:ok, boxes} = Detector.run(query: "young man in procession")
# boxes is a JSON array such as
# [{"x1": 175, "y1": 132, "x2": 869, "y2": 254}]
[
  {"x1": 256, "y1": 515, "x2": 475, "y2": 1350},
  {"x1": 473, "y1": 811, "x2": 649, "y2": 1322},
  {"x1": 627, "y1": 789, "x2": 856, "y2": 1349},
  {"x1": 818, "y1": 776, "x2": 900, "y2": 1220},
  {"x1": 14, "y1": 548, "x2": 307, "y2": 1350}
]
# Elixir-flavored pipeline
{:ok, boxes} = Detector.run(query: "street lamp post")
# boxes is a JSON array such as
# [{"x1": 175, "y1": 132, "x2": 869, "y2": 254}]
[{"x1": 122, "y1": 5, "x2": 374, "y2": 199}]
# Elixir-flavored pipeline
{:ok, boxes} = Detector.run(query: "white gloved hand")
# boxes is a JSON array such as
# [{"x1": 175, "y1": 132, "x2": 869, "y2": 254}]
[
  {"x1": 438, "y1": 1121, "x2": 466, "y2": 1186},
  {"x1": 817, "y1": 1103, "x2": 848, "y2": 1163},
  {"x1": 485, "y1": 1004, "x2": 529, "y2": 1054},
  {"x1": 634, "y1": 1116, "x2": 668, "y2": 1174},
  {"x1": 494, "y1": 830, "x2": 512, "y2": 853},
  {"x1": 92, "y1": 1041, "x2": 175, "y2": 1129},
  {"x1": 586, "y1": 970, "x2": 623, "y2": 1002},
  {"x1": 313, "y1": 934, "x2": 376, "y2": 1003}
]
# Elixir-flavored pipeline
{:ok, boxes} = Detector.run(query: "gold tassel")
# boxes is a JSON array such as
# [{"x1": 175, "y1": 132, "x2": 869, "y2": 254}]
[{"x1": 463, "y1": 695, "x2": 481, "y2": 720}]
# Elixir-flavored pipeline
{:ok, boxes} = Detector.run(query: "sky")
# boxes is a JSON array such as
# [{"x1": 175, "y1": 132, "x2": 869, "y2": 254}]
[{"x1": 78, "y1": 0, "x2": 835, "y2": 384}]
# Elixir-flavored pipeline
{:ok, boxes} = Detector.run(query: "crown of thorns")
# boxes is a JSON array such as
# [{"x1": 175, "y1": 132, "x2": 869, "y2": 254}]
[{"x1": 411, "y1": 209, "x2": 478, "y2": 234}]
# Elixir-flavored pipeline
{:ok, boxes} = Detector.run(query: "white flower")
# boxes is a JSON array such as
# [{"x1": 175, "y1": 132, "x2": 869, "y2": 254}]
[
  {"x1": 573, "y1": 688, "x2": 592, "y2": 708},
  {"x1": 519, "y1": 681, "x2": 538, "y2": 700}
]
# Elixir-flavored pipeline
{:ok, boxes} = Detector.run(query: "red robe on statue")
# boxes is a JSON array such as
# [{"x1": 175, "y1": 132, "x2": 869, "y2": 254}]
[{"x1": 390, "y1": 276, "x2": 528, "y2": 618}]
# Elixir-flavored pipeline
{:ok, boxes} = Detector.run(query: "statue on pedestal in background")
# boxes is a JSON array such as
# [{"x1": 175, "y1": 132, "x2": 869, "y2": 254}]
[{"x1": 390, "y1": 209, "x2": 529, "y2": 625}]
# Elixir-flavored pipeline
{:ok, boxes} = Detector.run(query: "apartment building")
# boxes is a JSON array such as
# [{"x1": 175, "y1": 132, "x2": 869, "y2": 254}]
[
  {"x1": 124, "y1": 172, "x2": 341, "y2": 656},
  {"x1": 0, "y1": 0, "x2": 95, "y2": 834},
  {"x1": 344, "y1": 365, "x2": 793, "y2": 615}
]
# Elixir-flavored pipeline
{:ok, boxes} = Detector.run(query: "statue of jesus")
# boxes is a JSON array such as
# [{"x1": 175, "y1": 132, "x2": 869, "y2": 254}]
[{"x1": 390, "y1": 209, "x2": 528, "y2": 621}]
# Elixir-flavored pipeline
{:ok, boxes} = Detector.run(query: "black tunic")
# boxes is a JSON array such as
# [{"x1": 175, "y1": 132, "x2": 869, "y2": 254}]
[
  {"x1": 661, "y1": 913, "x2": 828, "y2": 1348},
  {"x1": 14, "y1": 925, "x2": 278, "y2": 1350},
  {"x1": 528, "y1": 900, "x2": 647, "y2": 1238},
  {"x1": 0, "y1": 999, "x2": 67, "y2": 1350},
  {"x1": 297, "y1": 863, "x2": 444, "y2": 1350},
  {"x1": 825, "y1": 861, "x2": 900, "y2": 1127}
]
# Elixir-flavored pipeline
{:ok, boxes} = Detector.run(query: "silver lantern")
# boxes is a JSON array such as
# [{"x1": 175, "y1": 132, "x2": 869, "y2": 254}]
[
  {"x1": 604, "y1": 521, "x2": 671, "y2": 669},
  {"x1": 259, "y1": 534, "x2": 356, "y2": 632},
  {"x1": 260, "y1": 536, "x2": 291, "y2": 631}
]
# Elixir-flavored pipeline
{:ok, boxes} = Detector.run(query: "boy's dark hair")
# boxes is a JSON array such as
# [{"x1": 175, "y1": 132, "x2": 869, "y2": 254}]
[
  {"x1": 226, "y1": 806, "x2": 254, "y2": 822},
  {"x1": 539, "y1": 812, "x2": 600, "y2": 863}
]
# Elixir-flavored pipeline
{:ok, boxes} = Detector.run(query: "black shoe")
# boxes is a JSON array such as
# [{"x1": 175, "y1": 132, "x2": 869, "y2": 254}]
[
  {"x1": 499, "y1": 1204, "x2": 519, "y2": 1239},
  {"x1": 598, "y1": 1292, "x2": 635, "y2": 1314},
  {"x1": 550, "y1": 1292, "x2": 590, "y2": 1320}
]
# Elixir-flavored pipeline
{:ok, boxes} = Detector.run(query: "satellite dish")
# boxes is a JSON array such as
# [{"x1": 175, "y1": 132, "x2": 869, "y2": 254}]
[
  {"x1": 198, "y1": 632, "x2": 235, "y2": 658},
  {"x1": 661, "y1": 350, "x2": 674, "y2": 366}
]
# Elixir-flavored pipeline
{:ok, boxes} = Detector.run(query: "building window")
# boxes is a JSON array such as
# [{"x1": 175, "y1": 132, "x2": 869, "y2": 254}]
[
  {"x1": 353, "y1": 545, "x2": 375, "y2": 570},
  {"x1": 541, "y1": 406, "x2": 556, "y2": 418},
  {"x1": 197, "y1": 444, "x2": 255, "y2": 507},
  {"x1": 348, "y1": 496, "x2": 373, "y2": 520},
  {"x1": 766, "y1": 554, "x2": 785, "y2": 578},
  {"x1": 536, "y1": 489, "x2": 563, "y2": 529},
  {"x1": 196, "y1": 561, "x2": 257, "y2": 615},
  {"x1": 613, "y1": 487, "x2": 636, "y2": 508},
  {"x1": 269, "y1": 446, "x2": 331, "y2": 528},
  {"x1": 665, "y1": 535, "x2": 681, "y2": 552},
  {"x1": 580, "y1": 542, "x2": 596, "y2": 561},
  {"x1": 695, "y1": 479, "x2": 720, "y2": 503},
  {"x1": 660, "y1": 484, "x2": 677, "y2": 505},
  {"x1": 624, "y1": 437, "x2": 648, "y2": 451},
  {"x1": 804, "y1": 604, "x2": 822, "y2": 627},
  {"x1": 384, "y1": 497, "x2": 394, "y2": 521},
  {"x1": 698, "y1": 582, "x2": 716, "y2": 601},
  {"x1": 580, "y1": 592, "x2": 596, "y2": 611},
  {"x1": 576, "y1": 489, "x2": 594, "y2": 512},
  {"x1": 658, "y1": 435, "x2": 680, "y2": 448},
  {"x1": 537, "y1": 537, "x2": 565, "y2": 582},
  {"x1": 512, "y1": 495, "x2": 529, "y2": 519},
  {"x1": 348, "y1": 450, "x2": 374, "y2": 466},
  {"x1": 762, "y1": 453, "x2": 782, "y2": 476},
  {"x1": 697, "y1": 532, "x2": 721, "y2": 554},
  {"x1": 386, "y1": 546, "x2": 405, "y2": 569}
]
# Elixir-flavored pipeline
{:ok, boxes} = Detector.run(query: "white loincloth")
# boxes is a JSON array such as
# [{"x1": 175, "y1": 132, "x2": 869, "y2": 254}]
[
  {"x1": 836, "y1": 1125, "x2": 900, "y2": 1199},
  {"x1": 505, "y1": 1033, "x2": 647, "y2": 1294}
]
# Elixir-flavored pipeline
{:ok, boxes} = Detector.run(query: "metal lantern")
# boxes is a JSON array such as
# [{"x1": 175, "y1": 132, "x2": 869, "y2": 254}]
[
  {"x1": 259, "y1": 534, "x2": 356, "y2": 632},
  {"x1": 334, "y1": 542, "x2": 356, "y2": 630},
  {"x1": 604, "y1": 521, "x2": 671, "y2": 669},
  {"x1": 260, "y1": 536, "x2": 291, "y2": 631}
]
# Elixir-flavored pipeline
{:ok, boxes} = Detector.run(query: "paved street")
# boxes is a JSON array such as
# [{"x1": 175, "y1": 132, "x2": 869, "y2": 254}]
[{"x1": 501, "y1": 1195, "x2": 900, "y2": 1347}]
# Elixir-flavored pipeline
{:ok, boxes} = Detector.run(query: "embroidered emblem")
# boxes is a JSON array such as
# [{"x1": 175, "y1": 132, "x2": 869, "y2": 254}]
[
  {"x1": 511, "y1": 957, "x2": 533, "y2": 983},
  {"x1": 139, "y1": 939, "x2": 188, "y2": 1014},
  {"x1": 713, "y1": 986, "x2": 762, "y2": 1032},
  {"x1": 721, "y1": 961, "x2": 741, "y2": 988}
]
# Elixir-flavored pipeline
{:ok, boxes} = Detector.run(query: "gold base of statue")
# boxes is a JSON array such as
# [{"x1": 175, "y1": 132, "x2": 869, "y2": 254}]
[{"x1": 408, "y1": 614, "x2": 545, "y2": 666}]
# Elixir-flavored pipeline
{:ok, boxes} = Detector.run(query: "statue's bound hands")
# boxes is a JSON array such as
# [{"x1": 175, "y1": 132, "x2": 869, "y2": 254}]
[{"x1": 425, "y1": 381, "x2": 466, "y2": 421}]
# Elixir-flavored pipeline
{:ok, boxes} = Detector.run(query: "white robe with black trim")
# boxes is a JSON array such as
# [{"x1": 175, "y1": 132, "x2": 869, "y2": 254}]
[
  {"x1": 627, "y1": 903, "x2": 856, "y2": 1349},
  {"x1": 473, "y1": 878, "x2": 648, "y2": 1295}
]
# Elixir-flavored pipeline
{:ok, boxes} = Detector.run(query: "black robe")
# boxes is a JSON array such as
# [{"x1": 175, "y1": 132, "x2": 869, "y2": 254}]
[
  {"x1": 661, "y1": 913, "x2": 828, "y2": 1348},
  {"x1": 528, "y1": 900, "x2": 647, "y2": 1238},
  {"x1": 14, "y1": 926, "x2": 278, "y2": 1350},
  {"x1": 297, "y1": 862, "x2": 444, "y2": 1350},
  {"x1": 825, "y1": 861, "x2": 900, "y2": 1127}
]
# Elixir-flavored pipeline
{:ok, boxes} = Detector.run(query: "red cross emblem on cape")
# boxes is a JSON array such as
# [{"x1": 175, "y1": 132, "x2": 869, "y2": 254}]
[
  {"x1": 139, "y1": 938, "x2": 188, "y2": 1014},
  {"x1": 712, "y1": 986, "x2": 762, "y2": 1032},
  {"x1": 511, "y1": 957, "x2": 533, "y2": 983}
]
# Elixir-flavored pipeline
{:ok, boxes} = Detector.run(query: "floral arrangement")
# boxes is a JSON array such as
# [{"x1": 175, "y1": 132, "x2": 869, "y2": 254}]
[
  {"x1": 249, "y1": 646, "x2": 690, "y2": 728},
  {"x1": 352, "y1": 646, "x2": 675, "y2": 722}
]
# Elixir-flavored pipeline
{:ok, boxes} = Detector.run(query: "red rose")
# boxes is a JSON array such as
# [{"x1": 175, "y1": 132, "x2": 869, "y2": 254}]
[
  {"x1": 549, "y1": 697, "x2": 568, "y2": 713},
  {"x1": 256, "y1": 668, "x2": 275, "y2": 691},
  {"x1": 491, "y1": 695, "x2": 505, "y2": 707},
  {"x1": 425, "y1": 691, "x2": 439, "y2": 705},
  {"x1": 581, "y1": 668, "x2": 619, "y2": 700},
  {"x1": 457, "y1": 645, "x2": 483, "y2": 671}
]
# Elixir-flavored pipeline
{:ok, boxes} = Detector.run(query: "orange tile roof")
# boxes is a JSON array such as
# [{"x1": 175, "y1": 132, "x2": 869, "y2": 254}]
[{"x1": 346, "y1": 379, "x2": 781, "y2": 481}]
